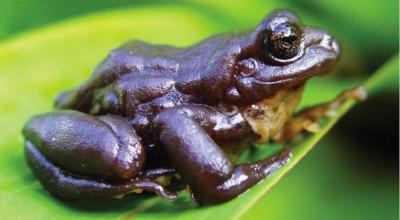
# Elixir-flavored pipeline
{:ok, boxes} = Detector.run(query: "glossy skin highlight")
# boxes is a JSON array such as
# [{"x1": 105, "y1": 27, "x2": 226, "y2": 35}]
[{"x1": 23, "y1": 10, "x2": 340, "y2": 205}]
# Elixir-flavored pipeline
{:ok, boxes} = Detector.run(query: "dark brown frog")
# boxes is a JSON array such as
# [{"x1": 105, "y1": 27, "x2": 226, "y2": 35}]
[{"x1": 23, "y1": 10, "x2": 361, "y2": 205}]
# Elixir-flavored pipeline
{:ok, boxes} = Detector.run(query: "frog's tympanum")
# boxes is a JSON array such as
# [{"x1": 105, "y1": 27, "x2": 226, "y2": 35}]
[{"x1": 23, "y1": 10, "x2": 362, "y2": 205}]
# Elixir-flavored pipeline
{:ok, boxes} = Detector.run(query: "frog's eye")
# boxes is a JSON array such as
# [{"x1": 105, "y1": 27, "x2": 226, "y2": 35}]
[{"x1": 264, "y1": 23, "x2": 301, "y2": 60}]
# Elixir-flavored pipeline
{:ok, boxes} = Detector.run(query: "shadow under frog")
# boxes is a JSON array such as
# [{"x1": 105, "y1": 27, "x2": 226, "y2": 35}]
[{"x1": 22, "y1": 10, "x2": 342, "y2": 205}]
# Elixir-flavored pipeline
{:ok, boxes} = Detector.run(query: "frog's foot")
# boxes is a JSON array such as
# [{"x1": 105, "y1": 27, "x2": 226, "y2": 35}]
[
  {"x1": 272, "y1": 86, "x2": 367, "y2": 142},
  {"x1": 25, "y1": 141, "x2": 177, "y2": 200},
  {"x1": 192, "y1": 149, "x2": 291, "y2": 205},
  {"x1": 155, "y1": 105, "x2": 291, "y2": 205}
]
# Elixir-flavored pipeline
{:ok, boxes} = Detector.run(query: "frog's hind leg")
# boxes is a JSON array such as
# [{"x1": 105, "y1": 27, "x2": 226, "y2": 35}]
[
  {"x1": 272, "y1": 86, "x2": 367, "y2": 142},
  {"x1": 23, "y1": 110, "x2": 176, "y2": 201},
  {"x1": 154, "y1": 105, "x2": 291, "y2": 205},
  {"x1": 25, "y1": 141, "x2": 177, "y2": 200}
]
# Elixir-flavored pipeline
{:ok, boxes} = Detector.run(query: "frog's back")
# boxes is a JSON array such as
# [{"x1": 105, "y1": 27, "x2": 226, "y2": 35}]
[
  {"x1": 56, "y1": 32, "x2": 245, "y2": 111},
  {"x1": 96, "y1": 32, "x2": 243, "y2": 77}
]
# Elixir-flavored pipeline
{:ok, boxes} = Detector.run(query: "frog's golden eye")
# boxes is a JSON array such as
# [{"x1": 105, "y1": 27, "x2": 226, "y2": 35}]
[{"x1": 264, "y1": 23, "x2": 301, "y2": 60}]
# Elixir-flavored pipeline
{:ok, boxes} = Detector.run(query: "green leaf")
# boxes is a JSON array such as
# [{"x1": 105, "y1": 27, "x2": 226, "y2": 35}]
[{"x1": 0, "y1": 4, "x2": 397, "y2": 220}]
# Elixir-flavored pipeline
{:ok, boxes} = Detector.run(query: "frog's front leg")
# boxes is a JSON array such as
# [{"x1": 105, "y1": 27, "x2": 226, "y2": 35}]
[
  {"x1": 23, "y1": 110, "x2": 176, "y2": 200},
  {"x1": 154, "y1": 105, "x2": 291, "y2": 205},
  {"x1": 273, "y1": 86, "x2": 367, "y2": 142}
]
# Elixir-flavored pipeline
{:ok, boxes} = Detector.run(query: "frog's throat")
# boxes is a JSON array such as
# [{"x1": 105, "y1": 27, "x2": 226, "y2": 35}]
[{"x1": 242, "y1": 85, "x2": 304, "y2": 143}]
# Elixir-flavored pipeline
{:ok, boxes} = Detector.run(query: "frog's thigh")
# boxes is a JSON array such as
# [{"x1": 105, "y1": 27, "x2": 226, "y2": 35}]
[
  {"x1": 155, "y1": 106, "x2": 291, "y2": 204},
  {"x1": 23, "y1": 110, "x2": 146, "y2": 180},
  {"x1": 23, "y1": 110, "x2": 176, "y2": 200}
]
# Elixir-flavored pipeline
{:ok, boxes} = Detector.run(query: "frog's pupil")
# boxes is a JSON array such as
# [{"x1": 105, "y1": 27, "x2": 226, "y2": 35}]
[
  {"x1": 285, "y1": 35, "x2": 298, "y2": 44},
  {"x1": 265, "y1": 24, "x2": 300, "y2": 60}
]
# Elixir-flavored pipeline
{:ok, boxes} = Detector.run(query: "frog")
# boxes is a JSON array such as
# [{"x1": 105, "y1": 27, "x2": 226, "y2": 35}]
[{"x1": 22, "y1": 10, "x2": 365, "y2": 205}]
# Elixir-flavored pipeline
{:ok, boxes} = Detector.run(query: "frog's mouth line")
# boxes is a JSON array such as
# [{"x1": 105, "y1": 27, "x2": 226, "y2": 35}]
[{"x1": 250, "y1": 76, "x2": 303, "y2": 86}]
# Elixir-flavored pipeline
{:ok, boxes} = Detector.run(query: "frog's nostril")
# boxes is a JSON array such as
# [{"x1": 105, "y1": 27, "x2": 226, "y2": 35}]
[
  {"x1": 331, "y1": 38, "x2": 340, "y2": 55},
  {"x1": 320, "y1": 34, "x2": 340, "y2": 55}
]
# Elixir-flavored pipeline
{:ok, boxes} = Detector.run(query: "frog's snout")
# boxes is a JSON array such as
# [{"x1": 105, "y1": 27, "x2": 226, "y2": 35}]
[{"x1": 303, "y1": 27, "x2": 341, "y2": 60}]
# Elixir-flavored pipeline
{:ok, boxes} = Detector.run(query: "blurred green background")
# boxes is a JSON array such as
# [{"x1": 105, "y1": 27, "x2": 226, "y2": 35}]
[{"x1": 0, "y1": 0, "x2": 398, "y2": 219}]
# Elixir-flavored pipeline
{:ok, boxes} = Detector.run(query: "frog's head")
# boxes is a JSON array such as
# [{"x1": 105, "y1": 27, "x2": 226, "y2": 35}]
[{"x1": 225, "y1": 10, "x2": 340, "y2": 104}]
